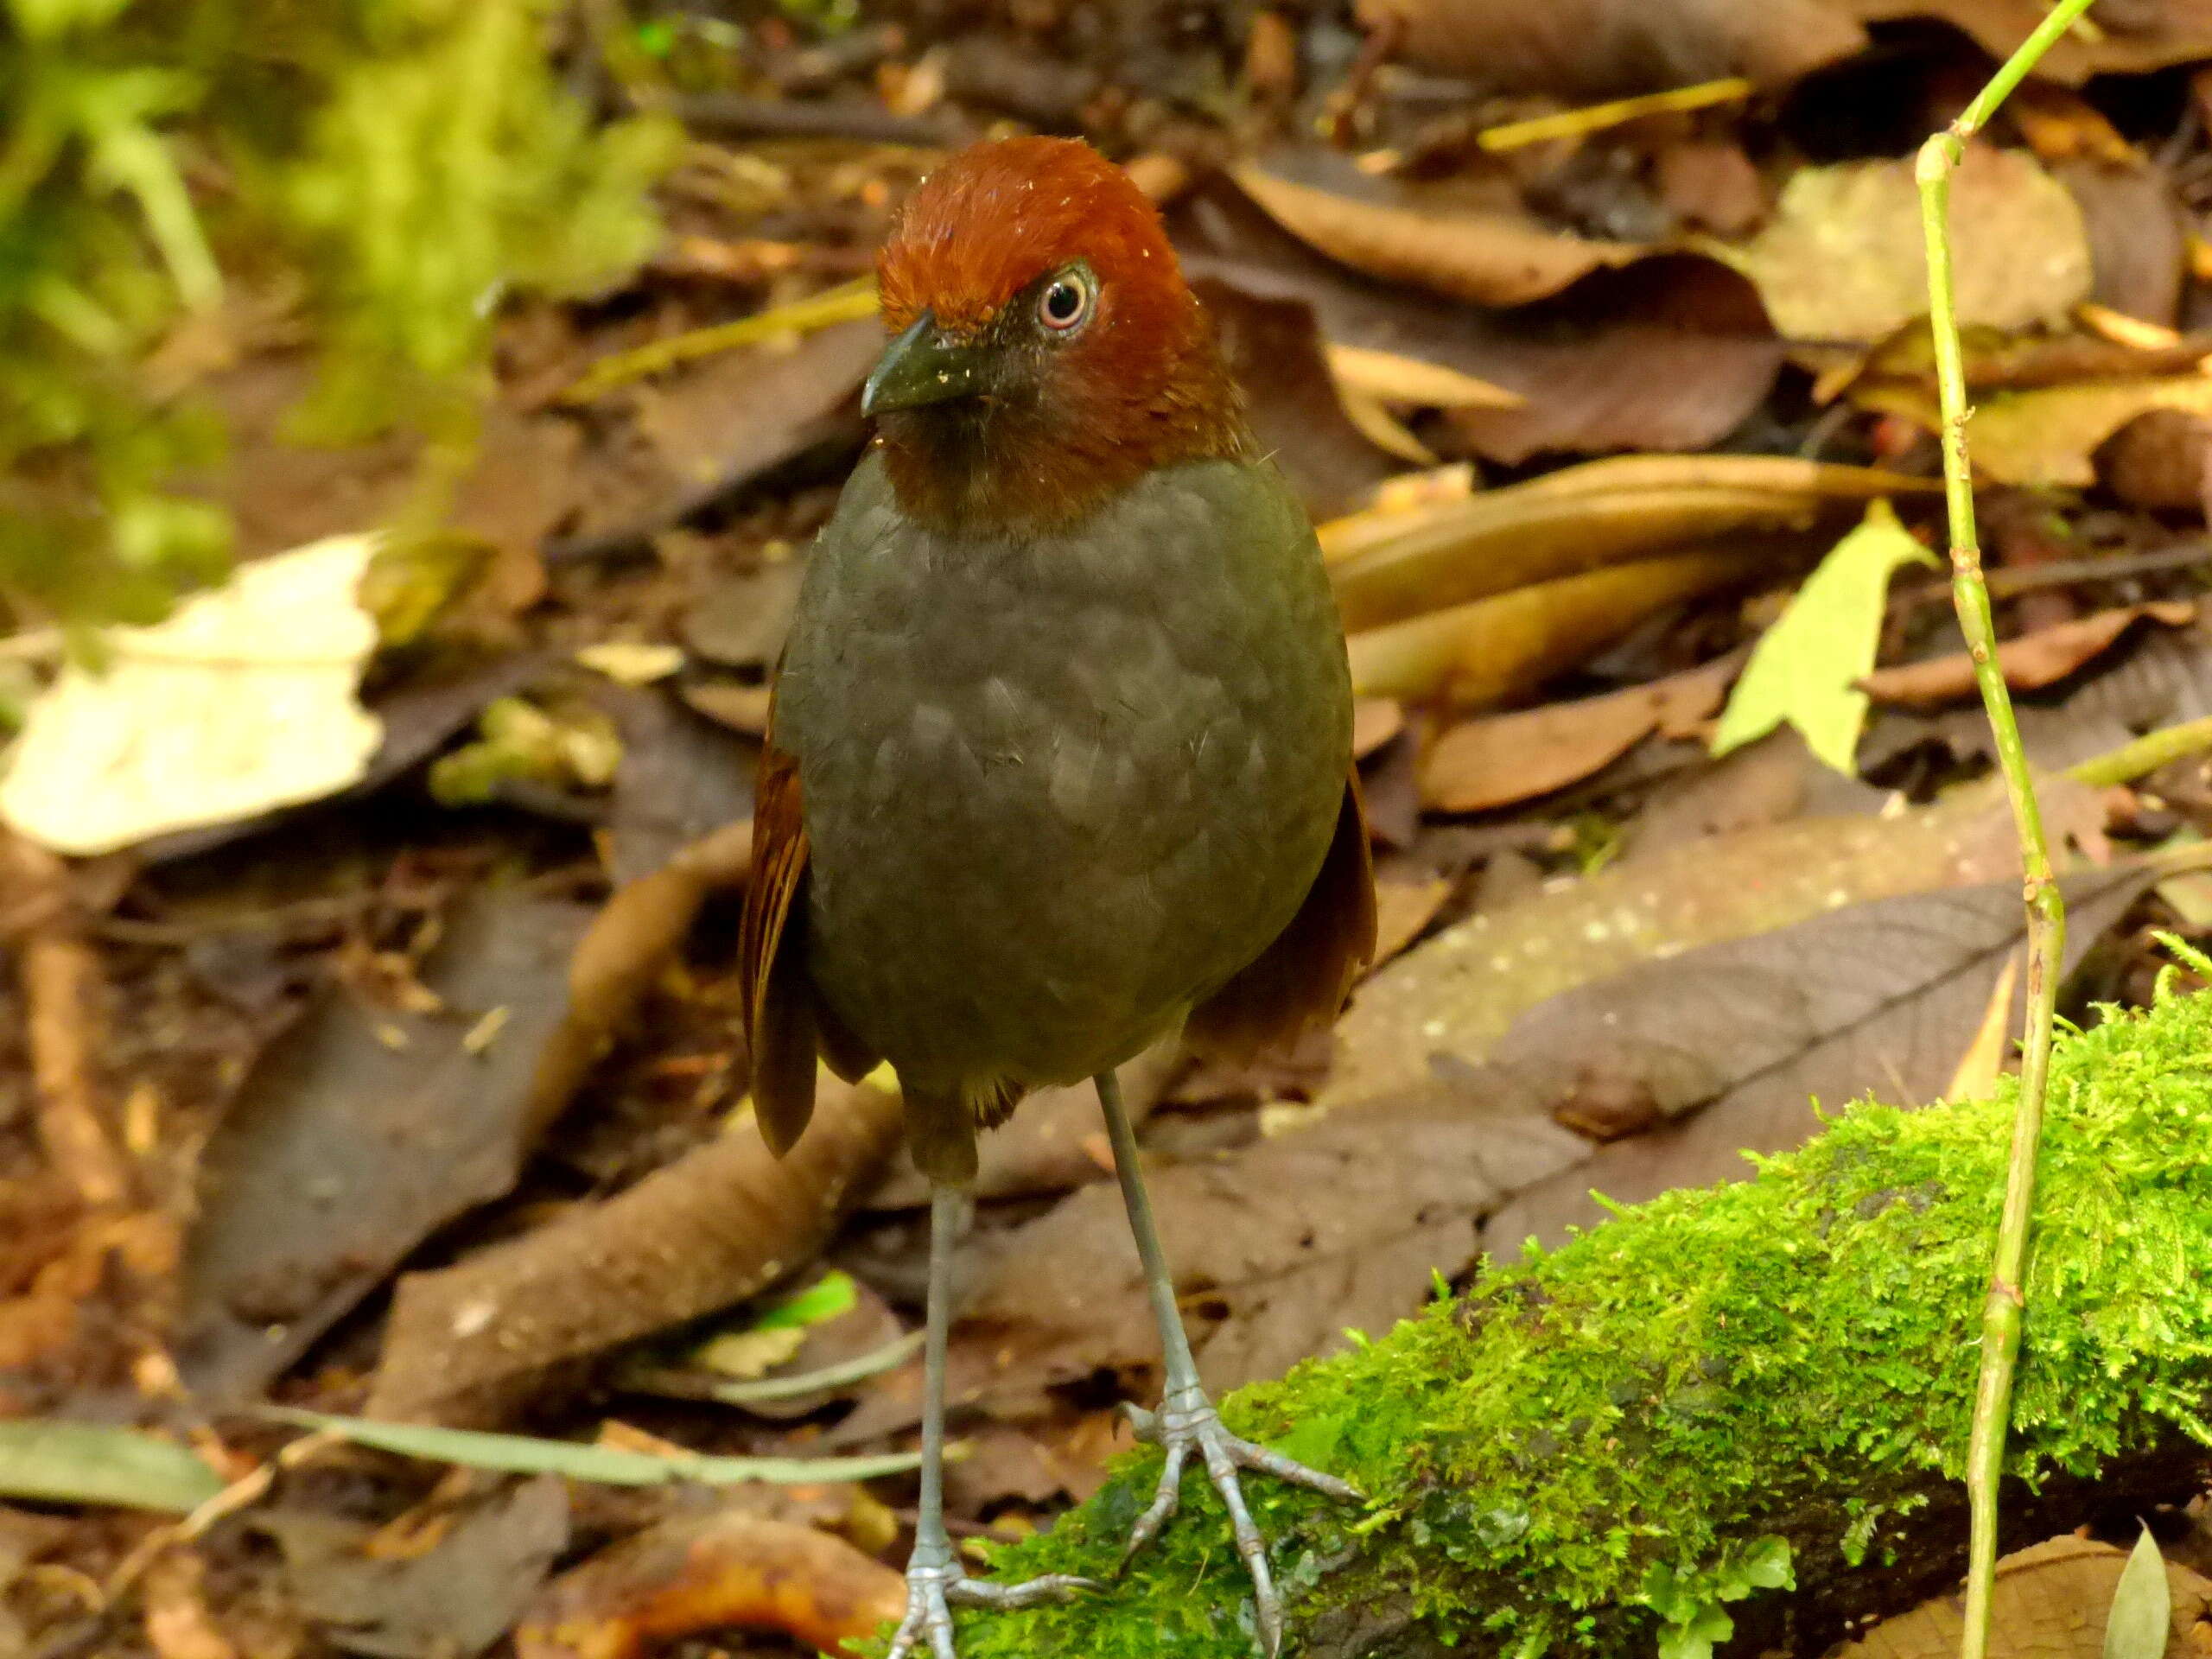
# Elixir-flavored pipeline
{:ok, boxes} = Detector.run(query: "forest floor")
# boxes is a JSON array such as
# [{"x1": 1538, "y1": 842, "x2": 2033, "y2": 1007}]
[{"x1": 14, "y1": 3, "x2": 2212, "y2": 1655}]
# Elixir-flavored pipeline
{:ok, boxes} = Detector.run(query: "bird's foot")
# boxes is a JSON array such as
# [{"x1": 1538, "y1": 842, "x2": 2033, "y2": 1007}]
[
  {"x1": 884, "y1": 1537, "x2": 1095, "y2": 1659},
  {"x1": 1121, "y1": 1383, "x2": 1362, "y2": 1655}
]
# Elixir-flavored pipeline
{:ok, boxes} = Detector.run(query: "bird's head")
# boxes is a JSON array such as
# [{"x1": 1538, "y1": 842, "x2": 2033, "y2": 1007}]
[{"x1": 868, "y1": 137, "x2": 1246, "y2": 532}]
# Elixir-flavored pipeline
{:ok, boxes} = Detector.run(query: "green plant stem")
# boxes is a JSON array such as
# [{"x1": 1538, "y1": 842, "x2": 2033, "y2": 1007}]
[{"x1": 1913, "y1": 6, "x2": 2095, "y2": 1656}]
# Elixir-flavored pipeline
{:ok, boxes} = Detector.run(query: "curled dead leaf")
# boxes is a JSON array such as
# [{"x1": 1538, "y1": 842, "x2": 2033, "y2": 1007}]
[
  {"x1": 366, "y1": 1078, "x2": 904, "y2": 1426},
  {"x1": 1323, "y1": 454, "x2": 1927, "y2": 633},
  {"x1": 1348, "y1": 551, "x2": 1759, "y2": 707},
  {"x1": 1421, "y1": 655, "x2": 1739, "y2": 812},
  {"x1": 517, "y1": 1510, "x2": 904, "y2": 1659},
  {"x1": 1859, "y1": 603, "x2": 2197, "y2": 709},
  {"x1": 1232, "y1": 156, "x2": 1648, "y2": 308}
]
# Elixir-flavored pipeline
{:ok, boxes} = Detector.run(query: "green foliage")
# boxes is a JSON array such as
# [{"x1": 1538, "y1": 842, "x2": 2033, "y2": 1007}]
[
  {"x1": 0, "y1": 0, "x2": 675, "y2": 626},
  {"x1": 939, "y1": 977, "x2": 2212, "y2": 1657},
  {"x1": 1712, "y1": 498, "x2": 1937, "y2": 774}
]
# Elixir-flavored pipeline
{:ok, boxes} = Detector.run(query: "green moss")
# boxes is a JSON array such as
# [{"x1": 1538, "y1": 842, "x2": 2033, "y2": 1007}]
[{"x1": 947, "y1": 980, "x2": 2212, "y2": 1657}]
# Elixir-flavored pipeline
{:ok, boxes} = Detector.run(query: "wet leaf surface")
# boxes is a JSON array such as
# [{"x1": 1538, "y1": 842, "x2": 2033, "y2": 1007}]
[
  {"x1": 176, "y1": 884, "x2": 596, "y2": 1406},
  {"x1": 1482, "y1": 864, "x2": 2149, "y2": 1255}
]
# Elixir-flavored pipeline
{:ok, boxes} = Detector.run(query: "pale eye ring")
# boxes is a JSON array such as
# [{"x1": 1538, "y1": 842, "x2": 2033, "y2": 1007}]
[{"x1": 1037, "y1": 269, "x2": 1094, "y2": 333}]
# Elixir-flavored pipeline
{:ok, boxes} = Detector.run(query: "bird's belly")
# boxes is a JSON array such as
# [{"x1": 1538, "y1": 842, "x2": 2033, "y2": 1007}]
[{"x1": 796, "y1": 601, "x2": 1342, "y2": 1094}]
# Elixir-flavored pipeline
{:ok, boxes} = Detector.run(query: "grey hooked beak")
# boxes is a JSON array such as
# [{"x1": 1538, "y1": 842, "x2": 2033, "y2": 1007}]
[{"x1": 861, "y1": 312, "x2": 987, "y2": 416}]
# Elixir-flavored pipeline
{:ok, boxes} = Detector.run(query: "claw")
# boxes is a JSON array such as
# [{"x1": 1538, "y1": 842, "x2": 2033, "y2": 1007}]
[
  {"x1": 884, "y1": 1545, "x2": 1095, "y2": 1659},
  {"x1": 1118, "y1": 1385, "x2": 1361, "y2": 1656}
]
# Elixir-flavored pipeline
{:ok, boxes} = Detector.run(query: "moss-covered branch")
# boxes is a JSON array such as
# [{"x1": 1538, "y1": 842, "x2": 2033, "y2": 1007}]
[{"x1": 942, "y1": 979, "x2": 2212, "y2": 1657}]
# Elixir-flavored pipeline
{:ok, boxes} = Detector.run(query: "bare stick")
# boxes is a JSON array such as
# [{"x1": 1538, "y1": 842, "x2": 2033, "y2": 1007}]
[{"x1": 1913, "y1": 5, "x2": 2095, "y2": 1656}]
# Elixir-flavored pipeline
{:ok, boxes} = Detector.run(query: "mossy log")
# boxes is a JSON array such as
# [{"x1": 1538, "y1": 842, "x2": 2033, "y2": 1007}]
[{"x1": 946, "y1": 982, "x2": 2212, "y2": 1658}]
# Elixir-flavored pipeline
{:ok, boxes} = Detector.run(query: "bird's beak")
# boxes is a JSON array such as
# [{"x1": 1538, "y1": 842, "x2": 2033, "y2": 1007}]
[{"x1": 862, "y1": 313, "x2": 987, "y2": 416}]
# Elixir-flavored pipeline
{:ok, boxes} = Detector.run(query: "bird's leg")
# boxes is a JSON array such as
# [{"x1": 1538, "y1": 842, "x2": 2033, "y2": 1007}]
[
  {"x1": 1097, "y1": 1067, "x2": 1360, "y2": 1655},
  {"x1": 887, "y1": 1182, "x2": 1093, "y2": 1659}
]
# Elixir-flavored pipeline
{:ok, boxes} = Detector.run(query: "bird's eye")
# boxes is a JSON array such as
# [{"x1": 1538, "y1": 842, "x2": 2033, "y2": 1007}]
[{"x1": 1037, "y1": 270, "x2": 1093, "y2": 333}]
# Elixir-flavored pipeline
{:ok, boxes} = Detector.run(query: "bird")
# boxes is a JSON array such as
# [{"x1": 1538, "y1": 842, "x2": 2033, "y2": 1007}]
[{"x1": 739, "y1": 134, "x2": 1376, "y2": 1658}]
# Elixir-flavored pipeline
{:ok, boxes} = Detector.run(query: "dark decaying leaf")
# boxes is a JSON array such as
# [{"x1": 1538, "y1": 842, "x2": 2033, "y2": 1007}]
[
  {"x1": 862, "y1": 1039, "x2": 1183, "y2": 1210},
  {"x1": 545, "y1": 320, "x2": 879, "y2": 562},
  {"x1": 1355, "y1": 0, "x2": 1866, "y2": 95},
  {"x1": 597, "y1": 685, "x2": 756, "y2": 888},
  {"x1": 2056, "y1": 157, "x2": 2189, "y2": 329},
  {"x1": 367, "y1": 1080, "x2": 903, "y2": 1426},
  {"x1": 514, "y1": 1510, "x2": 904, "y2": 1659},
  {"x1": 177, "y1": 884, "x2": 596, "y2": 1406},
  {"x1": 1321, "y1": 781, "x2": 2065, "y2": 1110},
  {"x1": 1481, "y1": 864, "x2": 2149, "y2": 1256},
  {"x1": 1844, "y1": 0, "x2": 2212, "y2": 82},
  {"x1": 1174, "y1": 179, "x2": 1784, "y2": 464},
  {"x1": 1192, "y1": 277, "x2": 1396, "y2": 520},
  {"x1": 258, "y1": 1476, "x2": 569, "y2": 1659},
  {"x1": 951, "y1": 1105, "x2": 1583, "y2": 1412}
]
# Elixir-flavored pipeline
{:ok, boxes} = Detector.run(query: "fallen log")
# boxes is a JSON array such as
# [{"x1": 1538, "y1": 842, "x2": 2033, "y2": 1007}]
[{"x1": 944, "y1": 976, "x2": 2212, "y2": 1656}]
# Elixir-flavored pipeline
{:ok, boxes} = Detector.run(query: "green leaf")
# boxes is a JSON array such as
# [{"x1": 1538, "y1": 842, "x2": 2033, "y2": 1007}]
[
  {"x1": 0, "y1": 1421, "x2": 225, "y2": 1514},
  {"x1": 2103, "y1": 1523, "x2": 2171, "y2": 1659},
  {"x1": 264, "y1": 1408, "x2": 923, "y2": 1487},
  {"x1": 751, "y1": 1269, "x2": 858, "y2": 1333},
  {"x1": 1711, "y1": 499, "x2": 1936, "y2": 775}
]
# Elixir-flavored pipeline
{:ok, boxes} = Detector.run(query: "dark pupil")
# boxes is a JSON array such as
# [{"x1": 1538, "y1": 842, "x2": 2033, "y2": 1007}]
[{"x1": 1045, "y1": 281, "x2": 1082, "y2": 323}]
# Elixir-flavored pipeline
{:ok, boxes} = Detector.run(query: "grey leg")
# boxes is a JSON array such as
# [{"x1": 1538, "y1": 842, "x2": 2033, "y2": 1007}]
[
  {"x1": 886, "y1": 1183, "x2": 1094, "y2": 1659},
  {"x1": 1097, "y1": 1068, "x2": 1360, "y2": 1656}
]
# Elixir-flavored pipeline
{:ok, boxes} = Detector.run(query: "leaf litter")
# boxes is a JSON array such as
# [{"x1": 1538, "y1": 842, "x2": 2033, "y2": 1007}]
[{"x1": 25, "y1": 8, "x2": 2212, "y2": 1655}]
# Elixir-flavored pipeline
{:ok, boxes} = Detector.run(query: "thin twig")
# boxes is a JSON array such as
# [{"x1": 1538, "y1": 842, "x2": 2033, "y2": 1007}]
[
  {"x1": 1913, "y1": 6, "x2": 2096, "y2": 1657},
  {"x1": 3, "y1": 833, "x2": 130, "y2": 1209}
]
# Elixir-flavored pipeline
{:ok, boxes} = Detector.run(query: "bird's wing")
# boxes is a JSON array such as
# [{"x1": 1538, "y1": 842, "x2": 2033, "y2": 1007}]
[
  {"x1": 740, "y1": 718, "x2": 880, "y2": 1155},
  {"x1": 1183, "y1": 770, "x2": 1376, "y2": 1065}
]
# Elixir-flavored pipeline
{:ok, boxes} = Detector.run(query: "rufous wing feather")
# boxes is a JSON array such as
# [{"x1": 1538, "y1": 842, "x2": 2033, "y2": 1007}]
[
  {"x1": 739, "y1": 732, "x2": 879, "y2": 1156},
  {"x1": 1183, "y1": 772, "x2": 1376, "y2": 1065}
]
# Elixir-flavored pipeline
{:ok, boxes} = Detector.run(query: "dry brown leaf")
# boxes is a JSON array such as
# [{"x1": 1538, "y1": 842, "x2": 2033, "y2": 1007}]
[
  {"x1": 1654, "y1": 141, "x2": 1770, "y2": 236},
  {"x1": 523, "y1": 816, "x2": 753, "y2": 1137},
  {"x1": 1355, "y1": 0, "x2": 1866, "y2": 94},
  {"x1": 1353, "y1": 696, "x2": 1406, "y2": 758},
  {"x1": 1421, "y1": 656, "x2": 1738, "y2": 812},
  {"x1": 2098, "y1": 407, "x2": 2212, "y2": 508},
  {"x1": 1347, "y1": 552, "x2": 1758, "y2": 707},
  {"x1": 1324, "y1": 454, "x2": 1923, "y2": 631},
  {"x1": 1232, "y1": 156, "x2": 1649, "y2": 308},
  {"x1": 1831, "y1": 1533, "x2": 2212, "y2": 1657},
  {"x1": 366, "y1": 1079, "x2": 904, "y2": 1425},
  {"x1": 517, "y1": 1510, "x2": 904, "y2": 1659},
  {"x1": 1859, "y1": 602, "x2": 2197, "y2": 708},
  {"x1": 1713, "y1": 144, "x2": 2091, "y2": 344}
]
